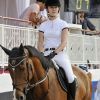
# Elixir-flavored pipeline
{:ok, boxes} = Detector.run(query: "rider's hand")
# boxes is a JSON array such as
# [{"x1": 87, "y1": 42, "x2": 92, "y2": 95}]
[
  {"x1": 47, "y1": 51, "x2": 57, "y2": 59},
  {"x1": 40, "y1": 52, "x2": 44, "y2": 56}
]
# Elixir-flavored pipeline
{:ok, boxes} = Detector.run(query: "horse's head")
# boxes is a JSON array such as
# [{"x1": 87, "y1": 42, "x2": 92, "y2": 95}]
[{"x1": 0, "y1": 44, "x2": 35, "y2": 100}]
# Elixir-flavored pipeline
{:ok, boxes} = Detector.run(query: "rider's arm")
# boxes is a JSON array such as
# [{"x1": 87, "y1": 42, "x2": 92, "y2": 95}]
[{"x1": 55, "y1": 28, "x2": 68, "y2": 54}]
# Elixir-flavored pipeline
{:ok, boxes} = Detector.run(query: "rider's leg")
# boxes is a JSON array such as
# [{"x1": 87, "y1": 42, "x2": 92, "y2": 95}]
[
  {"x1": 53, "y1": 51, "x2": 76, "y2": 100},
  {"x1": 68, "y1": 79, "x2": 76, "y2": 100}
]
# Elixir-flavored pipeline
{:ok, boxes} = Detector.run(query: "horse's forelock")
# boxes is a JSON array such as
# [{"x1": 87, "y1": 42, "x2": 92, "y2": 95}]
[
  {"x1": 10, "y1": 47, "x2": 24, "y2": 58},
  {"x1": 12, "y1": 47, "x2": 19, "y2": 51}
]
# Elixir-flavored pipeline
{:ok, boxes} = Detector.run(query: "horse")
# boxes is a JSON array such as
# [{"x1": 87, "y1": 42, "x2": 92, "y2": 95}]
[{"x1": 0, "y1": 44, "x2": 92, "y2": 100}]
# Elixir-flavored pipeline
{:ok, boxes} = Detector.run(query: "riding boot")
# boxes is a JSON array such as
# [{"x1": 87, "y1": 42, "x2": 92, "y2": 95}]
[{"x1": 68, "y1": 79, "x2": 76, "y2": 100}]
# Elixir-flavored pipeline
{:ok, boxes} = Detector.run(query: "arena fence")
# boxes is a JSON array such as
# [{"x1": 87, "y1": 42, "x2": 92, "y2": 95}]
[
  {"x1": 0, "y1": 24, "x2": 100, "y2": 67},
  {"x1": 67, "y1": 33, "x2": 100, "y2": 64},
  {"x1": 0, "y1": 24, "x2": 38, "y2": 67}
]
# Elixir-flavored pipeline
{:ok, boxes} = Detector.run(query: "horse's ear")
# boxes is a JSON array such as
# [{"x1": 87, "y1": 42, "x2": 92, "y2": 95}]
[
  {"x1": 19, "y1": 43, "x2": 24, "y2": 54},
  {"x1": 0, "y1": 45, "x2": 11, "y2": 55}
]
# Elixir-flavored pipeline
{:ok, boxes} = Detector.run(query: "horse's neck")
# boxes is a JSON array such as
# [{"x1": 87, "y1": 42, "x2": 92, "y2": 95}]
[
  {"x1": 32, "y1": 57, "x2": 67, "y2": 99},
  {"x1": 33, "y1": 60, "x2": 46, "y2": 81},
  {"x1": 32, "y1": 57, "x2": 49, "y2": 99}
]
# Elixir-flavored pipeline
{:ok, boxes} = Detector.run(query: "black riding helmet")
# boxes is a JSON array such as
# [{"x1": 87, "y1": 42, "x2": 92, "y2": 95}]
[
  {"x1": 45, "y1": 0, "x2": 61, "y2": 8},
  {"x1": 37, "y1": 0, "x2": 45, "y2": 3}
]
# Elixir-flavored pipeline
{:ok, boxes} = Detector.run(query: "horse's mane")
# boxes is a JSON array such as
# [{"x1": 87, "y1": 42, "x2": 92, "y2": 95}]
[{"x1": 24, "y1": 45, "x2": 52, "y2": 70}]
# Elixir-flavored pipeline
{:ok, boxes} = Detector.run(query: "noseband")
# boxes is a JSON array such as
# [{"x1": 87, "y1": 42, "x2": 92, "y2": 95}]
[{"x1": 9, "y1": 54, "x2": 49, "y2": 95}]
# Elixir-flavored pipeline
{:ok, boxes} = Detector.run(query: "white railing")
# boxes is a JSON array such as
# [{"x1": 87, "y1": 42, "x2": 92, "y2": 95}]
[
  {"x1": 67, "y1": 34, "x2": 100, "y2": 64},
  {"x1": 0, "y1": 24, "x2": 38, "y2": 67}
]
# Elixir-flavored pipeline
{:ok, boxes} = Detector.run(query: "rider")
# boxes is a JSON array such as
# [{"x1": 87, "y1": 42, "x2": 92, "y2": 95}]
[{"x1": 38, "y1": 0, "x2": 76, "y2": 99}]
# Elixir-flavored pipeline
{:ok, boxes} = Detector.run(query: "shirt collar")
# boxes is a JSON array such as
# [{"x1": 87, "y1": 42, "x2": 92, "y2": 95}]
[{"x1": 48, "y1": 16, "x2": 60, "y2": 22}]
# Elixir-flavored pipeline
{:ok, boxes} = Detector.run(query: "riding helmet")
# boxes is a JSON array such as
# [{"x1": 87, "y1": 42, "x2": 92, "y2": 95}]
[{"x1": 45, "y1": 0, "x2": 61, "y2": 8}]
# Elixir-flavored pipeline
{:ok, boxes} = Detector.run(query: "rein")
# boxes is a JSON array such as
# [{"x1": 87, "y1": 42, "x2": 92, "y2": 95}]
[
  {"x1": 26, "y1": 68, "x2": 49, "y2": 91},
  {"x1": 24, "y1": 67, "x2": 49, "y2": 100}
]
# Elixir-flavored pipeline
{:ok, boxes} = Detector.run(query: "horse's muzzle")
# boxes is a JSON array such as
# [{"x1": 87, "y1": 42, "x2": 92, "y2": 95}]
[
  {"x1": 15, "y1": 89, "x2": 26, "y2": 100},
  {"x1": 17, "y1": 95, "x2": 26, "y2": 100}
]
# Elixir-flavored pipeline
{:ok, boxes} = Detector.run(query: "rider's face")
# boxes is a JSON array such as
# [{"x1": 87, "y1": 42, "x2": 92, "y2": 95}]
[{"x1": 47, "y1": 6, "x2": 59, "y2": 17}]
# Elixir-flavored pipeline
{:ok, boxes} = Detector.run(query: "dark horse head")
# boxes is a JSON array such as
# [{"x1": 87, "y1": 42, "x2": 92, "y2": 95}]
[{"x1": 0, "y1": 44, "x2": 50, "y2": 100}]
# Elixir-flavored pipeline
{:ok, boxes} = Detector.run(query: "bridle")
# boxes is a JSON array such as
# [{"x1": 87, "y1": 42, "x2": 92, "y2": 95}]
[
  {"x1": 9, "y1": 55, "x2": 27, "y2": 68},
  {"x1": 8, "y1": 54, "x2": 49, "y2": 95}
]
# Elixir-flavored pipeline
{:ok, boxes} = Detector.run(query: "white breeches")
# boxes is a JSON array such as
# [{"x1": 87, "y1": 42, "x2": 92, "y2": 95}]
[{"x1": 44, "y1": 51, "x2": 75, "y2": 83}]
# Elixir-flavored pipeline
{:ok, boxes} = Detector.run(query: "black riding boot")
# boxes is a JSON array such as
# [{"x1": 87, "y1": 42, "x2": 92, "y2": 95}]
[{"x1": 67, "y1": 79, "x2": 76, "y2": 100}]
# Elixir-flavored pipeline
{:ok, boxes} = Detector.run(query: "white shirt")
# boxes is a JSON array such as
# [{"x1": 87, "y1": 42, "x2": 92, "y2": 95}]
[{"x1": 39, "y1": 17, "x2": 68, "y2": 49}]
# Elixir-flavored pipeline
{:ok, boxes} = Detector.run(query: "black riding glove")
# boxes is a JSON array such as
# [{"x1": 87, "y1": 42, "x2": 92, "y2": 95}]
[
  {"x1": 40, "y1": 52, "x2": 44, "y2": 56},
  {"x1": 48, "y1": 51, "x2": 57, "y2": 59}
]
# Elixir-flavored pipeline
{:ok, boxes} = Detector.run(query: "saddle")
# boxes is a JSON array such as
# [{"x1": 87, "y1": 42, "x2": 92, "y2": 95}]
[{"x1": 52, "y1": 60, "x2": 69, "y2": 92}]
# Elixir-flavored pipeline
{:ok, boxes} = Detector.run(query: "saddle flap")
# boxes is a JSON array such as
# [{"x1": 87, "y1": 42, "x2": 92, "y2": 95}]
[
  {"x1": 52, "y1": 59, "x2": 68, "y2": 92},
  {"x1": 56, "y1": 67, "x2": 68, "y2": 92}
]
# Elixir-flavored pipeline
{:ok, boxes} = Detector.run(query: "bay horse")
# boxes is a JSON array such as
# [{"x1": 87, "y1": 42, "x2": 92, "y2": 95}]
[{"x1": 0, "y1": 44, "x2": 92, "y2": 100}]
